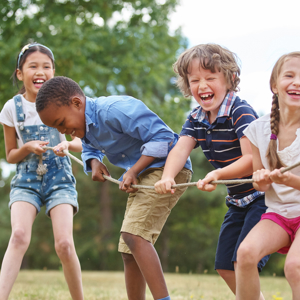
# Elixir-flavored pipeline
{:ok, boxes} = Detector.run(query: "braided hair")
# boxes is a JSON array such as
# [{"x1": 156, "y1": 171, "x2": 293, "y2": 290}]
[{"x1": 266, "y1": 51, "x2": 300, "y2": 170}]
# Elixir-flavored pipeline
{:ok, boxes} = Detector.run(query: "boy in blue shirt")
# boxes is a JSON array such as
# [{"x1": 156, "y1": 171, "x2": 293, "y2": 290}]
[
  {"x1": 154, "y1": 44, "x2": 269, "y2": 298},
  {"x1": 36, "y1": 76, "x2": 192, "y2": 300}
]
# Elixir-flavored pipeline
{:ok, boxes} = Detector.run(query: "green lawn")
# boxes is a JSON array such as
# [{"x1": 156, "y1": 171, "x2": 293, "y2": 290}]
[{"x1": 8, "y1": 270, "x2": 290, "y2": 300}]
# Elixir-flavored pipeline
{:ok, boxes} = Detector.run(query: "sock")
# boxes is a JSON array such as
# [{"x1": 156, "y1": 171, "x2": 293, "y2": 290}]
[{"x1": 158, "y1": 297, "x2": 171, "y2": 300}]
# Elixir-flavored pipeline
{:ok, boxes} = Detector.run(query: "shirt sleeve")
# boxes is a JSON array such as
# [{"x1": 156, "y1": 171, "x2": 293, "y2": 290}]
[
  {"x1": 179, "y1": 111, "x2": 199, "y2": 147},
  {"x1": 81, "y1": 140, "x2": 105, "y2": 173},
  {"x1": 104, "y1": 98, "x2": 175, "y2": 158},
  {"x1": 243, "y1": 120, "x2": 259, "y2": 148},
  {"x1": 0, "y1": 100, "x2": 15, "y2": 127},
  {"x1": 232, "y1": 102, "x2": 258, "y2": 140}
]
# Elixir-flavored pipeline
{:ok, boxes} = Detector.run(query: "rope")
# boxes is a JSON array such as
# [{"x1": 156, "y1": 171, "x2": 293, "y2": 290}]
[{"x1": 42, "y1": 146, "x2": 300, "y2": 190}]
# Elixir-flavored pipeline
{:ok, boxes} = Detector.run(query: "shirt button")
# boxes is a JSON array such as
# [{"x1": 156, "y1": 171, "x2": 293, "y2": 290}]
[
  {"x1": 40, "y1": 126, "x2": 44, "y2": 130},
  {"x1": 41, "y1": 136, "x2": 45, "y2": 140},
  {"x1": 122, "y1": 154, "x2": 125, "y2": 158},
  {"x1": 102, "y1": 150, "x2": 105, "y2": 153},
  {"x1": 207, "y1": 130, "x2": 211, "y2": 134}
]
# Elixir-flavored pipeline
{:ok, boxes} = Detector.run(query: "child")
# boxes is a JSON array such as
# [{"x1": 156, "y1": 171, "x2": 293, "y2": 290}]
[
  {"x1": 35, "y1": 75, "x2": 192, "y2": 300},
  {"x1": 0, "y1": 43, "x2": 83, "y2": 300},
  {"x1": 154, "y1": 44, "x2": 269, "y2": 298},
  {"x1": 235, "y1": 52, "x2": 300, "y2": 299}
]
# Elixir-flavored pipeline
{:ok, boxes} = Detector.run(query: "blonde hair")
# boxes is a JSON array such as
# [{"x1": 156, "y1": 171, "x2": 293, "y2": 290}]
[
  {"x1": 266, "y1": 51, "x2": 300, "y2": 170},
  {"x1": 173, "y1": 44, "x2": 241, "y2": 97}
]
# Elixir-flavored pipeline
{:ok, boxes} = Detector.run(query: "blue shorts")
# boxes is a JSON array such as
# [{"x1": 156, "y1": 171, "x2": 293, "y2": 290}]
[
  {"x1": 9, "y1": 156, "x2": 78, "y2": 217},
  {"x1": 215, "y1": 195, "x2": 269, "y2": 271}
]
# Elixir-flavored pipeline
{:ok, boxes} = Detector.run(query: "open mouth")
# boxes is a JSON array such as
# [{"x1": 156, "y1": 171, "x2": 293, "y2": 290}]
[
  {"x1": 287, "y1": 91, "x2": 300, "y2": 96},
  {"x1": 200, "y1": 93, "x2": 214, "y2": 101},
  {"x1": 33, "y1": 79, "x2": 45, "y2": 88}
]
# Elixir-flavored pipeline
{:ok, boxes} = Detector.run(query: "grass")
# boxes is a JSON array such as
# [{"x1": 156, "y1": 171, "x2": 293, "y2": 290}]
[{"x1": 8, "y1": 270, "x2": 291, "y2": 300}]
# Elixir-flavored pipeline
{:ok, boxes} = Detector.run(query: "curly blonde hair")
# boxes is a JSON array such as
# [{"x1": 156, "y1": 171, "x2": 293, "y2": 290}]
[
  {"x1": 173, "y1": 44, "x2": 241, "y2": 97},
  {"x1": 266, "y1": 51, "x2": 300, "y2": 170}
]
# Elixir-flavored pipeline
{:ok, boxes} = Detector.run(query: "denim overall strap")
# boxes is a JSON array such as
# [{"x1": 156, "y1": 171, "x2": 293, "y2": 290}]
[
  {"x1": 13, "y1": 95, "x2": 25, "y2": 130},
  {"x1": 13, "y1": 96, "x2": 62, "y2": 175}
]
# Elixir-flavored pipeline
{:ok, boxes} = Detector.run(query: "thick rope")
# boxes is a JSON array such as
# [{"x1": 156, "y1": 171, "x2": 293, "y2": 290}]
[{"x1": 42, "y1": 146, "x2": 300, "y2": 190}]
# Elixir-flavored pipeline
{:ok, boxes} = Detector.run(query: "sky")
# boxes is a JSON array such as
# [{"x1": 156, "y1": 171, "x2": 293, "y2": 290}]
[{"x1": 169, "y1": 0, "x2": 300, "y2": 116}]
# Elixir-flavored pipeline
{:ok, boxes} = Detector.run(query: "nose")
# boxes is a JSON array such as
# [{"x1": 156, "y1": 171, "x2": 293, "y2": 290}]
[
  {"x1": 35, "y1": 69, "x2": 45, "y2": 76},
  {"x1": 57, "y1": 126, "x2": 66, "y2": 134},
  {"x1": 293, "y1": 77, "x2": 300, "y2": 87},
  {"x1": 198, "y1": 80, "x2": 207, "y2": 92}
]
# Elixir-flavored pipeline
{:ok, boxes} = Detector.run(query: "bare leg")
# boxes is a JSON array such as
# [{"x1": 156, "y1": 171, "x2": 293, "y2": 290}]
[
  {"x1": 0, "y1": 202, "x2": 36, "y2": 300},
  {"x1": 50, "y1": 204, "x2": 83, "y2": 300},
  {"x1": 236, "y1": 220, "x2": 289, "y2": 300},
  {"x1": 121, "y1": 253, "x2": 146, "y2": 300},
  {"x1": 122, "y1": 232, "x2": 168, "y2": 300},
  {"x1": 217, "y1": 268, "x2": 265, "y2": 299},
  {"x1": 284, "y1": 230, "x2": 300, "y2": 300}
]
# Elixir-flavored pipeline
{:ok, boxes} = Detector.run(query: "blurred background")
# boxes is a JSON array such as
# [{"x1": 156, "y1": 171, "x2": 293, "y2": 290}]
[{"x1": 0, "y1": 0, "x2": 291, "y2": 276}]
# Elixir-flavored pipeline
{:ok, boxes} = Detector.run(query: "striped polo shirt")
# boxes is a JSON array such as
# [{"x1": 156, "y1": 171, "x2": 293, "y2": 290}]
[{"x1": 180, "y1": 92, "x2": 264, "y2": 207}]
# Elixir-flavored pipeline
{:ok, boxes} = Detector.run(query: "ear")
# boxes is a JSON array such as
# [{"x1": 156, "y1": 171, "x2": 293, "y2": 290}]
[
  {"x1": 271, "y1": 84, "x2": 278, "y2": 94},
  {"x1": 71, "y1": 96, "x2": 83, "y2": 110},
  {"x1": 16, "y1": 69, "x2": 23, "y2": 81}
]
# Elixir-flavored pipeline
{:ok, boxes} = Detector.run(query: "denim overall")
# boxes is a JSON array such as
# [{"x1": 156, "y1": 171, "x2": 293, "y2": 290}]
[{"x1": 9, "y1": 95, "x2": 78, "y2": 216}]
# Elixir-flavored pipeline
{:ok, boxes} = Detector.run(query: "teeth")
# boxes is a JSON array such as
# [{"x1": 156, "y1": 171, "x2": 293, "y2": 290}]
[
  {"x1": 34, "y1": 80, "x2": 45, "y2": 83},
  {"x1": 201, "y1": 94, "x2": 213, "y2": 98}
]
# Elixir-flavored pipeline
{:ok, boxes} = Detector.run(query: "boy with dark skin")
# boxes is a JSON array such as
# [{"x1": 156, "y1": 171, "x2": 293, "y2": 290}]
[{"x1": 36, "y1": 76, "x2": 192, "y2": 300}]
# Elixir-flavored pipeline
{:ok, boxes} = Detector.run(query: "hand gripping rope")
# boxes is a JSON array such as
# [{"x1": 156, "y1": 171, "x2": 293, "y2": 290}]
[{"x1": 43, "y1": 146, "x2": 300, "y2": 190}]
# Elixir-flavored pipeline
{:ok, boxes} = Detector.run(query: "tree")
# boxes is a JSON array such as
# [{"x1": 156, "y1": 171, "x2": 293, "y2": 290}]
[{"x1": 0, "y1": 0, "x2": 285, "y2": 276}]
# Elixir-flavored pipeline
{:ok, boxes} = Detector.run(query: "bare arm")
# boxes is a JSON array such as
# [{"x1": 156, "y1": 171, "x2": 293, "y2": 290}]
[
  {"x1": 251, "y1": 142, "x2": 272, "y2": 192},
  {"x1": 120, "y1": 155, "x2": 156, "y2": 193},
  {"x1": 52, "y1": 136, "x2": 83, "y2": 157},
  {"x1": 155, "y1": 136, "x2": 196, "y2": 194},
  {"x1": 3, "y1": 124, "x2": 47, "y2": 164},
  {"x1": 197, "y1": 136, "x2": 254, "y2": 192}
]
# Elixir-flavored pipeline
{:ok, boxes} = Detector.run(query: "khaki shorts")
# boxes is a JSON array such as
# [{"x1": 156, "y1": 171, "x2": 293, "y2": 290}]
[{"x1": 118, "y1": 167, "x2": 192, "y2": 254}]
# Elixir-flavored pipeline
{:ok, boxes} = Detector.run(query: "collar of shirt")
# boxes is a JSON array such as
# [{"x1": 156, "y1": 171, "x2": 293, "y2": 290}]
[
  {"x1": 191, "y1": 91, "x2": 236, "y2": 124},
  {"x1": 85, "y1": 96, "x2": 97, "y2": 131}
]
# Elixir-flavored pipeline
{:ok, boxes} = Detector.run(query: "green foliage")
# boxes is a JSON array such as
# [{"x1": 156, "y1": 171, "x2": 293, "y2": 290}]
[{"x1": 0, "y1": 0, "x2": 286, "y2": 276}]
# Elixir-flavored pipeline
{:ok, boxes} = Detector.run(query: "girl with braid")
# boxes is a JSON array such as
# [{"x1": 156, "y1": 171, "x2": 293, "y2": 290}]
[{"x1": 236, "y1": 51, "x2": 300, "y2": 300}]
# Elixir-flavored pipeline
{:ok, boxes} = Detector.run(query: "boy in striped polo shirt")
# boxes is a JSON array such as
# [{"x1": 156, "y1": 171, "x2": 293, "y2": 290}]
[{"x1": 155, "y1": 44, "x2": 269, "y2": 298}]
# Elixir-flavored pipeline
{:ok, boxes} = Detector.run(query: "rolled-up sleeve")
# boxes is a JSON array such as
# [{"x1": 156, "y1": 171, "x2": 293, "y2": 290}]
[
  {"x1": 81, "y1": 141, "x2": 105, "y2": 174},
  {"x1": 140, "y1": 141, "x2": 169, "y2": 158},
  {"x1": 105, "y1": 98, "x2": 174, "y2": 158}
]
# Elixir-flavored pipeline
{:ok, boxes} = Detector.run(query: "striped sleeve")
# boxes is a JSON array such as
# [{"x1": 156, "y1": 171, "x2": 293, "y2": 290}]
[
  {"x1": 180, "y1": 111, "x2": 199, "y2": 147},
  {"x1": 231, "y1": 102, "x2": 258, "y2": 140}
]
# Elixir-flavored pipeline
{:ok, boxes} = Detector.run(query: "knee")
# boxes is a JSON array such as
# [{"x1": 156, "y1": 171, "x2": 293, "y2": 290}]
[
  {"x1": 10, "y1": 227, "x2": 30, "y2": 250},
  {"x1": 236, "y1": 243, "x2": 258, "y2": 269},
  {"x1": 122, "y1": 232, "x2": 138, "y2": 252},
  {"x1": 121, "y1": 252, "x2": 135, "y2": 265},
  {"x1": 284, "y1": 258, "x2": 300, "y2": 282},
  {"x1": 55, "y1": 238, "x2": 73, "y2": 260},
  {"x1": 216, "y1": 269, "x2": 234, "y2": 282}
]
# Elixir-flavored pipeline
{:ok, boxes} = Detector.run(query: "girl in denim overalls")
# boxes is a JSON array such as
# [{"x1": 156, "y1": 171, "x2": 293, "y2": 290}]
[{"x1": 0, "y1": 43, "x2": 83, "y2": 300}]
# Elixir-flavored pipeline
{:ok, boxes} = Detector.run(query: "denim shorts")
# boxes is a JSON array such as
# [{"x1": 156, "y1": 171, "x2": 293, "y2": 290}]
[
  {"x1": 215, "y1": 195, "x2": 269, "y2": 271},
  {"x1": 9, "y1": 156, "x2": 78, "y2": 217}
]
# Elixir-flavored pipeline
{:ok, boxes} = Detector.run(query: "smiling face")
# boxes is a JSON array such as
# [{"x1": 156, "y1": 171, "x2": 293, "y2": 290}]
[
  {"x1": 188, "y1": 58, "x2": 229, "y2": 123},
  {"x1": 38, "y1": 97, "x2": 86, "y2": 138},
  {"x1": 16, "y1": 51, "x2": 55, "y2": 102},
  {"x1": 272, "y1": 57, "x2": 300, "y2": 110}
]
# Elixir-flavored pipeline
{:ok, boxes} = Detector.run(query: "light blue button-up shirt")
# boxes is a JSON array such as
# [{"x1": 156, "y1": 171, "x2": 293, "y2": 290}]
[{"x1": 81, "y1": 96, "x2": 192, "y2": 179}]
